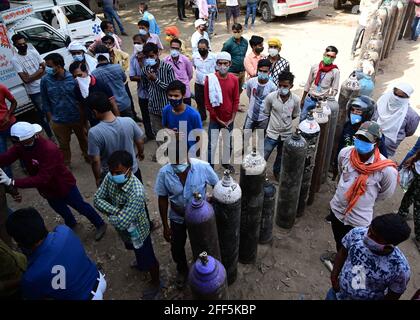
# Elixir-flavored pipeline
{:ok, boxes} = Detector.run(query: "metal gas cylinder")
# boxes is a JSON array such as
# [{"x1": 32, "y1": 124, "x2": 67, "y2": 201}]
[
  {"x1": 213, "y1": 170, "x2": 242, "y2": 285},
  {"x1": 239, "y1": 150, "x2": 266, "y2": 264},
  {"x1": 307, "y1": 102, "x2": 329, "y2": 205},
  {"x1": 322, "y1": 97, "x2": 339, "y2": 184},
  {"x1": 394, "y1": 0, "x2": 408, "y2": 45},
  {"x1": 361, "y1": 12, "x2": 381, "y2": 51},
  {"x1": 387, "y1": 0, "x2": 404, "y2": 56},
  {"x1": 297, "y1": 111, "x2": 321, "y2": 217},
  {"x1": 276, "y1": 130, "x2": 308, "y2": 229},
  {"x1": 185, "y1": 193, "x2": 221, "y2": 261},
  {"x1": 382, "y1": 0, "x2": 398, "y2": 60},
  {"x1": 259, "y1": 179, "x2": 276, "y2": 244},
  {"x1": 188, "y1": 252, "x2": 228, "y2": 300}
]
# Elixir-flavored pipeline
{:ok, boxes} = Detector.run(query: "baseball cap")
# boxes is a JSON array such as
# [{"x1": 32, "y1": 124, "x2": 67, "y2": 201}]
[
  {"x1": 10, "y1": 122, "x2": 43, "y2": 141},
  {"x1": 67, "y1": 41, "x2": 87, "y2": 53},
  {"x1": 355, "y1": 121, "x2": 382, "y2": 143},
  {"x1": 194, "y1": 19, "x2": 207, "y2": 28}
]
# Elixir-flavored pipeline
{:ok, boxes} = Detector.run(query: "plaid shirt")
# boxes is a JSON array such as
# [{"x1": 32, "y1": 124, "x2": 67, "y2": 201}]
[
  {"x1": 269, "y1": 57, "x2": 290, "y2": 86},
  {"x1": 94, "y1": 173, "x2": 150, "y2": 245}
]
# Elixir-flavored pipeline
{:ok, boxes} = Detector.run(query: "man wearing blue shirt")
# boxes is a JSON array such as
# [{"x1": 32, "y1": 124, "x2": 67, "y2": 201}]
[
  {"x1": 139, "y1": 2, "x2": 160, "y2": 35},
  {"x1": 41, "y1": 53, "x2": 88, "y2": 167},
  {"x1": 155, "y1": 151, "x2": 218, "y2": 288},
  {"x1": 162, "y1": 80, "x2": 203, "y2": 153},
  {"x1": 6, "y1": 208, "x2": 106, "y2": 300}
]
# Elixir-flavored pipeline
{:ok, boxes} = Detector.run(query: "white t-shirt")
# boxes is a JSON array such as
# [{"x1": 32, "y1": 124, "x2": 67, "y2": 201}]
[
  {"x1": 11, "y1": 48, "x2": 44, "y2": 95},
  {"x1": 191, "y1": 31, "x2": 211, "y2": 53},
  {"x1": 226, "y1": 0, "x2": 239, "y2": 6}
]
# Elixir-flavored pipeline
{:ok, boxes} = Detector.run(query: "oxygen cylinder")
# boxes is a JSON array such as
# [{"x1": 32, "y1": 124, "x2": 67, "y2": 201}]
[
  {"x1": 401, "y1": 0, "x2": 415, "y2": 39},
  {"x1": 188, "y1": 252, "x2": 228, "y2": 300},
  {"x1": 390, "y1": 0, "x2": 405, "y2": 50},
  {"x1": 259, "y1": 180, "x2": 276, "y2": 244},
  {"x1": 307, "y1": 103, "x2": 329, "y2": 205},
  {"x1": 322, "y1": 97, "x2": 339, "y2": 184},
  {"x1": 185, "y1": 193, "x2": 221, "y2": 261},
  {"x1": 331, "y1": 73, "x2": 360, "y2": 168},
  {"x1": 379, "y1": 2, "x2": 392, "y2": 60},
  {"x1": 396, "y1": 0, "x2": 409, "y2": 41},
  {"x1": 276, "y1": 130, "x2": 308, "y2": 229},
  {"x1": 239, "y1": 150, "x2": 266, "y2": 264},
  {"x1": 297, "y1": 112, "x2": 320, "y2": 217},
  {"x1": 213, "y1": 170, "x2": 242, "y2": 285},
  {"x1": 361, "y1": 13, "x2": 381, "y2": 52},
  {"x1": 382, "y1": 0, "x2": 398, "y2": 60}
]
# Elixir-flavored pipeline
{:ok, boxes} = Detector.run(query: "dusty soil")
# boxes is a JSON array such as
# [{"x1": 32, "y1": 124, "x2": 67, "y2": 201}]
[{"x1": 8, "y1": 0, "x2": 420, "y2": 299}]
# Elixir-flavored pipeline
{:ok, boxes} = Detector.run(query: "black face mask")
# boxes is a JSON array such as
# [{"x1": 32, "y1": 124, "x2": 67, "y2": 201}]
[
  {"x1": 198, "y1": 49, "x2": 208, "y2": 57},
  {"x1": 255, "y1": 47, "x2": 264, "y2": 54},
  {"x1": 18, "y1": 44, "x2": 28, "y2": 53}
]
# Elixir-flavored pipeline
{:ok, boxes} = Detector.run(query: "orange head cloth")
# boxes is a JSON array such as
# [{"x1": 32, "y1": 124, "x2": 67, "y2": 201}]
[
  {"x1": 344, "y1": 147, "x2": 397, "y2": 214},
  {"x1": 165, "y1": 26, "x2": 180, "y2": 38}
]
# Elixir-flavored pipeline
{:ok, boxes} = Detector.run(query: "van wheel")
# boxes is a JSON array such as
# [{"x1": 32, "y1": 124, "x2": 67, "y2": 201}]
[
  {"x1": 333, "y1": 0, "x2": 343, "y2": 9},
  {"x1": 296, "y1": 10, "x2": 311, "y2": 17},
  {"x1": 261, "y1": 3, "x2": 273, "y2": 22}
]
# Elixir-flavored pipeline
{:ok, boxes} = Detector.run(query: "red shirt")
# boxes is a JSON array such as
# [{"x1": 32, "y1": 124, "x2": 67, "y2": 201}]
[
  {"x1": 204, "y1": 72, "x2": 239, "y2": 122},
  {"x1": 0, "y1": 84, "x2": 16, "y2": 131},
  {"x1": 0, "y1": 137, "x2": 76, "y2": 199}
]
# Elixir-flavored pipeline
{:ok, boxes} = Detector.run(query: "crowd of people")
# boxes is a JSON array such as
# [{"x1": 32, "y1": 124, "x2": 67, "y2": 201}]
[{"x1": 0, "y1": 0, "x2": 419, "y2": 301}]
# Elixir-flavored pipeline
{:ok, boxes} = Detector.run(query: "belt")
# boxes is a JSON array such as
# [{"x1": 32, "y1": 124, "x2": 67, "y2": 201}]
[
  {"x1": 88, "y1": 274, "x2": 101, "y2": 300},
  {"x1": 307, "y1": 94, "x2": 321, "y2": 101}
]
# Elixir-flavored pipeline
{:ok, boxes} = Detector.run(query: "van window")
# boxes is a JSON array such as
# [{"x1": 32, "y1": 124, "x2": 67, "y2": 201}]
[
  {"x1": 17, "y1": 26, "x2": 66, "y2": 54},
  {"x1": 33, "y1": 10, "x2": 60, "y2": 29},
  {"x1": 62, "y1": 5, "x2": 93, "y2": 24}
]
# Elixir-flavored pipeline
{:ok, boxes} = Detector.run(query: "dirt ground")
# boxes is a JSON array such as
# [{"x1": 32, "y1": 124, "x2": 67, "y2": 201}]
[{"x1": 8, "y1": 0, "x2": 420, "y2": 299}]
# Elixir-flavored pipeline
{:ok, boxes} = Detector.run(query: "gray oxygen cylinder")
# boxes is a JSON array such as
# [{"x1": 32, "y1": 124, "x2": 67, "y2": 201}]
[
  {"x1": 259, "y1": 179, "x2": 276, "y2": 244},
  {"x1": 276, "y1": 130, "x2": 308, "y2": 229},
  {"x1": 322, "y1": 97, "x2": 339, "y2": 184},
  {"x1": 213, "y1": 170, "x2": 242, "y2": 285},
  {"x1": 297, "y1": 112, "x2": 321, "y2": 217},
  {"x1": 239, "y1": 150, "x2": 266, "y2": 264}
]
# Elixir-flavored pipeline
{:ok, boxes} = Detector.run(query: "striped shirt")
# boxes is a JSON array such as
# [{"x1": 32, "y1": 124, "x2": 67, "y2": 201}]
[
  {"x1": 141, "y1": 60, "x2": 176, "y2": 115},
  {"x1": 269, "y1": 56, "x2": 290, "y2": 87}
]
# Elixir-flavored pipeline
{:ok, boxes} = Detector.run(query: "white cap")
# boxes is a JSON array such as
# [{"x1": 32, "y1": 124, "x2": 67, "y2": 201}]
[
  {"x1": 10, "y1": 122, "x2": 43, "y2": 141},
  {"x1": 216, "y1": 51, "x2": 231, "y2": 62},
  {"x1": 394, "y1": 82, "x2": 414, "y2": 97},
  {"x1": 194, "y1": 19, "x2": 207, "y2": 28},
  {"x1": 68, "y1": 41, "x2": 87, "y2": 53}
]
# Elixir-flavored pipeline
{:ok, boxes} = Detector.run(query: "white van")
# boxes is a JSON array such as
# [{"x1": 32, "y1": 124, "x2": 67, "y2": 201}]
[{"x1": 10, "y1": 0, "x2": 102, "y2": 44}]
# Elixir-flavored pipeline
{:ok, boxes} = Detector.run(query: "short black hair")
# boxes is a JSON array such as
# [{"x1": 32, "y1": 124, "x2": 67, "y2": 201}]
[
  {"x1": 258, "y1": 59, "x2": 271, "y2": 69},
  {"x1": 11, "y1": 33, "x2": 26, "y2": 44},
  {"x1": 138, "y1": 20, "x2": 150, "y2": 28},
  {"x1": 143, "y1": 42, "x2": 159, "y2": 55},
  {"x1": 170, "y1": 38, "x2": 182, "y2": 47},
  {"x1": 197, "y1": 39, "x2": 209, "y2": 48},
  {"x1": 100, "y1": 20, "x2": 113, "y2": 32},
  {"x1": 167, "y1": 80, "x2": 186, "y2": 95},
  {"x1": 69, "y1": 61, "x2": 87, "y2": 74},
  {"x1": 250, "y1": 35, "x2": 264, "y2": 47},
  {"x1": 371, "y1": 214, "x2": 411, "y2": 246},
  {"x1": 132, "y1": 34, "x2": 144, "y2": 42},
  {"x1": 95, "y1": 44, "x2": 110, "y2": 61},
  {"x1": 87, "y1": 92, "x2": 112, "y2": 113},
  {"x1": 6, "y1": 208, "x2": 48, "y2": 249},
  {"x1": 278, "y1": 71, "x2": 295, "y2": 85},
  {"x1": 232, "y1": 23, "x2": 242, "y2": 31},
  {"x1": 326, "y1": 45, "x2": 339, "y2": 54},
  {"x1": 139, "y1": 2, "x2": 148, "y2": 10},
  {"x1": 108, "y1": 150, "x2": 133, "y2": 171},
  {"x1": 44, "y1": 53, "x2": 65, "y2": 68},
  {"x1": 101, "y1": 35, "x2": 115, "y2": 43}
]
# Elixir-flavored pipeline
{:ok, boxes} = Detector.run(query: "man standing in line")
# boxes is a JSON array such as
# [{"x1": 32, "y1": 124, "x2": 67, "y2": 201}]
[
  {"x1": 225, "y1": 0, "x2": 240, "y2": 32},
  {"x1": 102, "y1": 0, "x2": 128, "y2": 36},
  {"x1": 244, "y1": 35, "x2": 265, "y2": 79},
  {"x1": 191, "y1": 19, "x2": 211, "y2": 53},
  {"x1": 177, "y1": 0, "x2": 187, "y2": 21}
]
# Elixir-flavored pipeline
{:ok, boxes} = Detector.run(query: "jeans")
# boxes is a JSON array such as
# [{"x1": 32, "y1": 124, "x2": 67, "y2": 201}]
[
  {"x1": 264, "y1": 136, "x2": 284, "y2": 176},
  {"x1": 299, "y1": 96, "x2": 318, "y2": 122},
  {"x1": 245, "y1": 2, "x2": 257, "y2": 27},
  {"x1": 0, "y1": 129, "x2": 12, "y2": 177},
  {"x1": 47, "y1": 185, "x2": 104, "y2": 229},
  {"x1": 411, "y1": 16, "x2": 420, "y2": 41},
  {"x1": 29, "y1": 92, "x2": 53, "y2": 138},
  {"x1": 208, "y1": 9, "x2": 217, "y2": 35},
  {"x1": 194, "y1": 83, "x2": 207, "y2": 121},
  {"x1": 138, "y1": 98, "x2": 154, "y2": 138},
  {"x1": 207, "y1": 121, "x2": 234, "y2": 166},
  {"x1": 243, "y1": 115, "x2": 269, "y2": 131},
  {"x1": 351, "y1": 24, "x2": 365, "y2": 55},
  {"x1": 325, "y1": 288, "x2": 338, "y2": 300},
  {"x1": 170, "y1": 220, "x2": 189, "y2": 274},
  {"x1": 330, "y1": 211, "x2": 354, "y2": 252},
  {"x1": 103, "y1": 7, "x2": 125, "y2": 34}
]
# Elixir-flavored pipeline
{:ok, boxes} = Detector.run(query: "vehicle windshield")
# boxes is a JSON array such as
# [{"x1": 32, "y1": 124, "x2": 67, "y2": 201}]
[
  {"x1": 17, "y1": 26, "x2": 66, "y2": 54},
  {"x1": 63, "y1": 5, "x2": 93, "y2": 24}
]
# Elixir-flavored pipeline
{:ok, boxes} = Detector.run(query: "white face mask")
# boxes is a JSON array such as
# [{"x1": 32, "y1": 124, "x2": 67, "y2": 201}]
[
  {"x1": 268, "y1": 48, "x2": 279, "y2": 57},
  {"x1": 134, "y1": 44, "x2": 143, "y2": 54},
  {"x1": 76, "y1": 76, "x2": 91, "y2": 98},
  {"x1": 389, "y1": 93, "x2": 407, "y2": 109}
]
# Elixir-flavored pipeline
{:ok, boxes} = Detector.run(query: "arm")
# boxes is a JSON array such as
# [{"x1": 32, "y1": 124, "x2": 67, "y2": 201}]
[
  {"x1": 40, "y1": 79, "x2": 52, "y2": 116},
  {"x1": 11, "y1": 58, "x2": 44, "y2": 84},
  {"x1": 377, "y1": 167, "x2": 398, "y2": 200},
  {"x1": 246, "y1": 81, "x2": 252, "y2": 99},
  {"x1": 0, "y1": 146, "x2": 19, "y2": 168},
  {"x1": 1, "y1": 91, "x2": 17, "y2": 126},
  {"x1": 110, "y1": 97, "x2": 120, "y2": 116},
  {"x1": 158, "y1": 195, "x2": 171, "y2": 242},
  {"x1": 186, "y1": 58, "x2": 194, "y2": 81},
  {"x1": 90, "y1": 155, "x2": 102, "y2": 187},
  {"x1": 330, "y1": 247, "x2": 348, "y2": 292},
  {"x1": 109, "y1": 187, "x2": 145, "y2": 231},
  {"x1": 330, "y1": 69, "x2": 340, "y2": 96},
  {"x1": 404, "y1": 110, "x2": 420, "y2": 137},
  {"x1": 244, "y1": 55, "x2": 254, "y2": 77},
  {"x1": 292, "y1": 96, "x2": 301, "y2": 119},
  {"x1": 93, "y1": 179, "x2": 121, "y2": 216},
  {"x1": 135, "y1": 138, "x2": 145, "y2": 161},
  {"x1": 263, "y1": 93, "x2": 273, "y2": 117},
  {"x1": 154, "y1": 67, "x2": 176, "y2": 90},
  {"x1": 204, "y1": 77, "x2": 216, "y2": 120},
  {"x1": 302, "y1": 66, "x2": 314, "y2": 104},
  {"x1": 121, "y1": 51, "x2": 130, "y2": 72}
]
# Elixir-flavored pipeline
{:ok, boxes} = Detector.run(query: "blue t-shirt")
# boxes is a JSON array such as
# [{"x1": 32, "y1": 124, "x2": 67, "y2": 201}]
[
  {"x1": 162, "y1": 104, "x2": 203, "y2": 150},
  {"x1": 338, "y1": 227, "x2": 410, "y2": 300},
  {"x1": 22, "y1": 225, "x2": 99, "y2": 300}
]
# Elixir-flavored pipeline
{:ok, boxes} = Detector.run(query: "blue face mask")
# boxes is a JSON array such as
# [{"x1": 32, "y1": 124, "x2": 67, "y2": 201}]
[
  {"x1": 257, "y1": 71, "x2": 269, "y2": 81},
  {"x1": 354, "y1": 138, "x2": 375, "y2": 154},
  {"x1": 144, "y1": 58, "x2": 157, "y2": 67},
  {"x1": 139, "y1": 29, "x2": 148, "y2": 36},
  {"x1": 45, "y1": 66, "x2": 55, "y2": 75},
  {"x1": 172, "y1": 164, "x2": 189, "y2": 174},
  {"x1": 350, "y1": 114, "x2": 363, "y2": 125},
  {"x1": 110, "y1": 170, "x2": 130, "y2": 184},
  {"x1": 279, "y1": 87, "x2": 290, "y2": 96},
  {"x1": 170, "y1": 49, "x2": 180, "y2": 58},
  {"x1": 73, "y1": 54, "x2": 84, "y2": 62}
]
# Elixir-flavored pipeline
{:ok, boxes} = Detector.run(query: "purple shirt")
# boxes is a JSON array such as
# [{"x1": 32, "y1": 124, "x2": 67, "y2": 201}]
[{"x1": 164, "y1": 54, "x2": 193, "y2": 98}]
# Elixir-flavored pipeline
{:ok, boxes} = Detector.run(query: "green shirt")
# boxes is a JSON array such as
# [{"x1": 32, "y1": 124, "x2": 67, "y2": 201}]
[
  {"x1": 221, "y1": 37, "x2": 249, "y2": 73},
  {"x1": 0, "y1": 239, "x2": 27, "y2": 297}
]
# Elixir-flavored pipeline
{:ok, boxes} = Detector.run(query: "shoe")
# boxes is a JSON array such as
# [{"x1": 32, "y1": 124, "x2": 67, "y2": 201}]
[
  {"x1": 325, "y1": 213, "x2": 333, "y2": 224},
  {"x1": 175, "y1": 271, "x2": 188, "y2": 289},
  {"x1": 320, "y1": 252, "x2": 336, "y2": 264},
  {"x1": 121, "y1": 32, "x2": 129, "y2": 36},
  {"x1": 95, "y1": 224, "x2": 107, "y2": 241},
  {"x1": 413, "y1": 238, "x2": 420, "y2": 252},
  {"x1": 179, "y1": 17, "x2": 185, "y2": 21}
]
